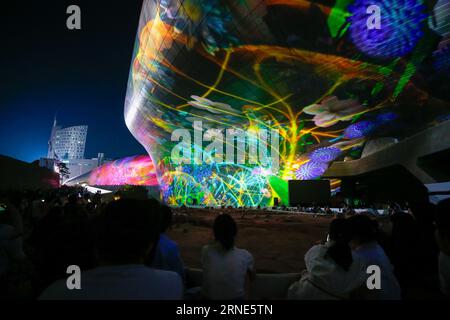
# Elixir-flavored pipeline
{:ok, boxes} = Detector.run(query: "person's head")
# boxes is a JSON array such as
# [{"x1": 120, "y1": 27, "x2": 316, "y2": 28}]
[
  {"x1": 326, "y1": 218, "x2": 353, "y2": 271},
  {"x1": 408, "y1": 200, "x2": 435, "y2": 226},
  {"x1": 67, "y1": 193, "x2": 78, "y2": 205},
  {"x1": 435, "y1": 199, "x2": 450, "y2": 255},
  {"x1": 7, "y1": 191, "x2": 23, "y2": 208},
  {"x1": 377, "y1": 215, "x2": 393, "y2": 237},
  {"x1": 95, "y1": 199, "x2": 161, "y2": 265},
  {"x1": 390, "y1": 211, "x2": 418, "y2": 241},
  {"x1": 159, "y1": 205, "x2": 173, "y2": 233},
  {"x1": 347, "y1": 214, "x2": 378, "y2": 249},
  {"x1": 47, "y1": 205, "x2": 63, "y2": 220},
  {"x1": 328, "y1": 218, "x2": 350, "y2": 242},
  {"x1": 213, "y1": 213, "x2": 237, "y2": 251},
  {"x1": 42, "y1": 219, "x2": 96, "y2": 289}
]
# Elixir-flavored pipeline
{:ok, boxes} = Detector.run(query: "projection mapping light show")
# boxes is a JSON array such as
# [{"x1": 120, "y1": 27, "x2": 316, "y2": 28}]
[
  {"x1": 124, "y1": 0, "x2": 450, "y2": 207},
  {"x1": 88, "y1": 155, "x2": 158, "y2": 187}
]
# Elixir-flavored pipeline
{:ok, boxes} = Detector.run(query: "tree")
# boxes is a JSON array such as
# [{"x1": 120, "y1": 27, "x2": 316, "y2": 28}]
[{"x1": 57, "y1": 161, "x2": 70, "y2": 184}]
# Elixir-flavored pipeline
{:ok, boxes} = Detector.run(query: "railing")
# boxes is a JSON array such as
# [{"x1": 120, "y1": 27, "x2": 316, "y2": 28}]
[{"x1": 185, "y1": 268, "x2": 301, "y2": 300}]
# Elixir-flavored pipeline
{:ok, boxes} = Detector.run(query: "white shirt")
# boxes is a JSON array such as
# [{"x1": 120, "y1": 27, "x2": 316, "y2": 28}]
[
  {"x1": 353, "y1": 242, "x2": 401, "y2": 300},
  {"x1": 288, "y1": 243, "x2": 367, "y2": 300},
  {"x1": 39, "y1": 264, "x2": 183, "y2": 300},
  {"x1": 201, "y1": 243, "x2": 254, "y2": 300}
]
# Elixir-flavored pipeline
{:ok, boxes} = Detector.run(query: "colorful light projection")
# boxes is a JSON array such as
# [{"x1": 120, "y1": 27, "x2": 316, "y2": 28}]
[
  {"x1": 124, "y1": 0, "x2": 450, "y2": 207},
  {"x1": 88, "y1": 155, "x2": 158, "y2": 186},
  {"x1": 348, "y1": 0, "x2": 428, "y2": 59}
]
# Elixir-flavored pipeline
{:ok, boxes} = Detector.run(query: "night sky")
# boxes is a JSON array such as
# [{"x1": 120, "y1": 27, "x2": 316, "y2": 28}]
[{"x1": 0, "y1": 1, "x2": 146, "y2": 162}]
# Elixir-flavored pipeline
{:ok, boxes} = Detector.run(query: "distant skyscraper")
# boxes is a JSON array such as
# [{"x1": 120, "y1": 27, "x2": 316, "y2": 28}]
[{"x1": 47, "y1": 118, "x2": 88, "y2": 160}]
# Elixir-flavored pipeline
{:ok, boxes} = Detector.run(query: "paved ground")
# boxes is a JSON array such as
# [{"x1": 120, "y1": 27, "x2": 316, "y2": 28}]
[{"x1": 167, "y1": 208, "x2": 333, "y2": 273}]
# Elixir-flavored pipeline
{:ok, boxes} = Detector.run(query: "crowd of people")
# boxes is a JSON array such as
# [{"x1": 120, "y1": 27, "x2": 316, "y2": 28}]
[{"x1": 0, "y1": 186, "x2": 449, "y2": 300}]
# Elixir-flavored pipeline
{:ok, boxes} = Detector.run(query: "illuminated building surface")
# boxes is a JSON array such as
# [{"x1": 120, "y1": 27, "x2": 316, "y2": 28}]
[
  {"x1": 124, "y1": 0, "x2": 450, "y2": 206},
  {"x1": 88, "y1": 155, "x2": 158, "y2": 186}
]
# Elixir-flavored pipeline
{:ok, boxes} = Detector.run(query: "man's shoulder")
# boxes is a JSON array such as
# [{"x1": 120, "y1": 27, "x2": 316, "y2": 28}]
[
  {"x1": 39, "y1": 279, "x2": 75, "y2": 300},
  {"x1": 0, "y1": 224, "x2": 15, "y2": 234},
  {"x1": 39, "y1": 266, "x2": 183, "y2": 300},
  {"x1": 118, "y1": 264, "x2": 181, "y2": 282},
  {"x1": 133, "y1": 267, "x2": 184, "y2": 297},
  {"x1": 160, "y1": 234, "x2": 179, "y2": 251},
  {"x1": 150, "y1": 267, "x2": 181, "y2": 280},
  {"x1": 202, "y1": 242, "x2": 218, "y2": 253},
  {"x1": 234, "y1": 247, "x2": 253, "y2": 260}
]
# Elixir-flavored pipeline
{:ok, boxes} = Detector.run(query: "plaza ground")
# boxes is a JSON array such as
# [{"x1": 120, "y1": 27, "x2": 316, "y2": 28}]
[{"x1": 168, "y1": 209, "x2": 332, "y2": 273}]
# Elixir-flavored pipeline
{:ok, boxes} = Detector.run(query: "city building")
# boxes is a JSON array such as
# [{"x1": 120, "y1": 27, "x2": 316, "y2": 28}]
[
  {"x1": 41, "y1": 118, "x2": 107, "y2": 183},
  {"x1": 63, "y1": 153, "x2": 106, "y2": 181},
  {"x1": 47, "y1": 118, "x2": 88, "y2": 160}
]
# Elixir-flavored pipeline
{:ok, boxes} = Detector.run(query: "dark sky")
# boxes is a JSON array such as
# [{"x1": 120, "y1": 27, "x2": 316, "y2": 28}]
[{"x1": 0, "y1": 1, "x2": 146, "y2": 162}]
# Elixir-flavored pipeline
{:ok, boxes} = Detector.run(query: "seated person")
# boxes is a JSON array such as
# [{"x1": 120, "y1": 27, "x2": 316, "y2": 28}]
[
  {"x1": 201, "y1": 214, "x2": 254, "y2": 300},
  {"x1": 347, "y1": 215, "x2": 401, "y2": 300},
  {"x1": 435, "y1": 199, "x2": 450, "y2": 296},
  {"x1": 39, "y1": 199, "x2": 183, "y2": 300},
  {"x1": 387, "y1": 211, "x2": 421, "y2": 296},
  {"x1": 0, "y1": 203, "x2": 26, "y2": 278},
  {"x1": 288, "y1": 219, "x2": 366, "y2": 300},
  {"x1": 148, "y1": 205, "x2": 185, "y2": 280}
]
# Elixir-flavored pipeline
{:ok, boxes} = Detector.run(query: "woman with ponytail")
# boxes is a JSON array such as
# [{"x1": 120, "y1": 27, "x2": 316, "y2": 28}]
[
  {"x1": 201, "y1": 214, "x2": 255, "y2": 300},
  {"x1": 288, "y1": 218, "x2": 367, "y2": 300}
]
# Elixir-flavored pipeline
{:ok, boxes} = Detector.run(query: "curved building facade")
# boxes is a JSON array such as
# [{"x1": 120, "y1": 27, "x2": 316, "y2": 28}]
[{"x1": 124, "y1": 0, "x2": 450, "y2": 206}]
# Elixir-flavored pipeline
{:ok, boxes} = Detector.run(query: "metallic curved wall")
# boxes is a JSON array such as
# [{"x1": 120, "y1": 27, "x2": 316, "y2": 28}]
[
  {"x1": 125, "y1": 0, "x2": 450, "y2": 206},
  {"x1": 88, "y1": 155, "x2": 158, "y2": 186}
]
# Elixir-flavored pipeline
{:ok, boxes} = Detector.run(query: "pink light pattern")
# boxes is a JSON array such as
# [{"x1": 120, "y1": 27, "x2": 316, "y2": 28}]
[{"x1": 88, "y1": 155, "x2": 158, "y2": 186}]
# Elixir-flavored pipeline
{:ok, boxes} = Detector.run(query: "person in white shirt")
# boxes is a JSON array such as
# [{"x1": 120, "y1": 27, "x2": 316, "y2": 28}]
[
  {"x1": 288, "y1": 218, "x2": 367, "y2": 300},
  {"x1": 39, "y1": 199, "x2": 183, "y2": 300},
  {"x1": 201, "y1": 214, "x2": 254, "y2": 300},
  {"x1": 435, "y1": 199, "x2": 450, "y2": 296},
  {"x1": 347, "y1": 215, "x2": 401, "y2": 300}
]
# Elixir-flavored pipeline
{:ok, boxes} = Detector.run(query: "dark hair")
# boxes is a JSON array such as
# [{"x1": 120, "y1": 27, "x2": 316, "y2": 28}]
[
  {"x1": 67, "y1": 193, "x2": 78, "y2": 204},
  {"x1": 436, "y1": 199, "x2": 450, "y2": 239},
  {"x1": 347, "y1": 215, "x2": 378, "y2": 244},
  {"x1": 213, "y1": 214, "x2": 237, "y2": 251},
  {"x1": 326, "y1": 219, "x2": 353, "y2": 271},
  {"x1": 95, "y1": 199, "x2": 160, "y2": 264},
  {"x1": 41, "y1": 219, "x2": 96, "y2": 289},
  {"x1": 159, "y1": 205, "x2": 173, "y2": 233},
  {"x1": 409, "y1": 201, "x2": 435, "y2": 226},
  {"x1": 390, "y1": 211, "x2": 418, "y2": 243}
]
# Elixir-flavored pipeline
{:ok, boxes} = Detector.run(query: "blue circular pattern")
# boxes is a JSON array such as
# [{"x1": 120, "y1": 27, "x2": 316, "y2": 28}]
[
  {"x1": 344, "y1": 120, "x2": 376, "y2": 139},
  {"x1": 348, "y1": 0, "x2": 427, "y2": 58},
  {"x1": 295, "y1": 161, "x2": 329, "y2": 180},
  {"x1": 309, "y1": 147, "x2": 342, "y2": 163}
]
